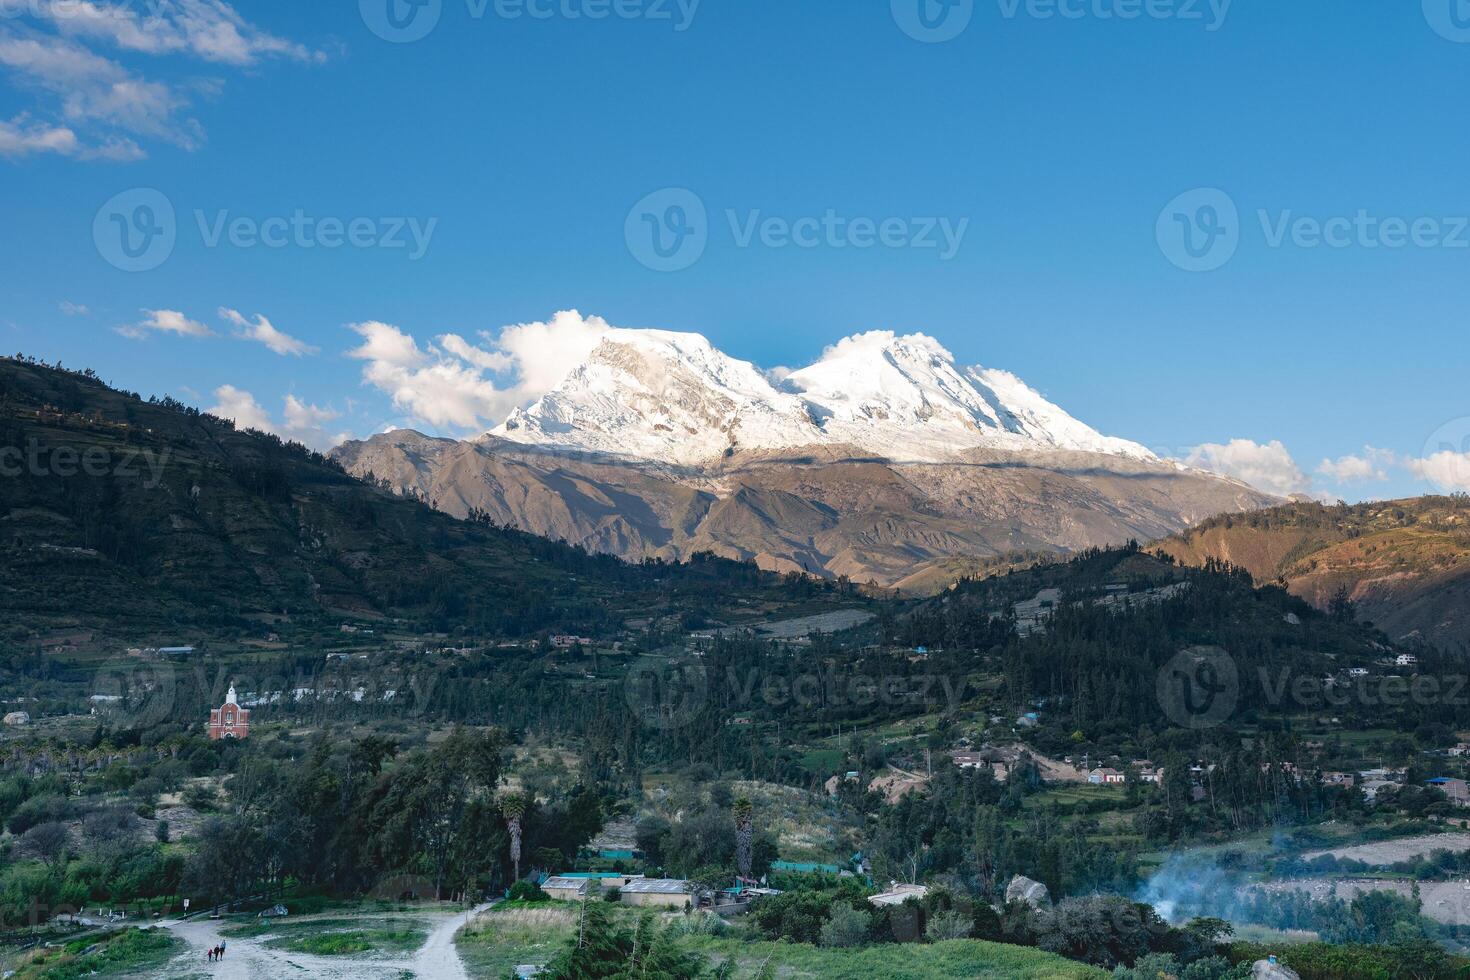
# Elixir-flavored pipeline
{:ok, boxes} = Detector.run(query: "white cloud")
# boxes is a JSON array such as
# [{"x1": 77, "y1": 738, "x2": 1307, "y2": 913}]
[
  {"x1": 0, "y1": 115, "x2": 77, "y2": 156},
  {"x1": 1410, "y1": 451, "x2": 1470, "y2": 493},
  {"x1": 345, "y1": 310, "x2": 613, "y2": 433},
  {"x1": 206, "y1": 383, "x2": 273, "y2": 433},
  {"x1": 58, "y1": 300, "x2": 89, "y2": 316},
  {"x1": 206, "y1": 385, "x2": 346, "y2": 451},
  {"x1": 1317, "y1": 447, "x2": 1395, "y2": 484},
  {"x1": 488, "y1": 310, "x2": 612, "y2": 396},
  {"x1": 1184, "y1": 438, "x2": 1310, "y2": 497},
  {"x1": 36, "y1": 0, "x2": 325, "y2": 67},
  {"x1": 220, "y1": 307, "x2": 317, "y2": 356},
  {"x1": 0, "y1": 28, "x2": 201, "y2": 150},
  {"x1": 117, "y1": 308, "x2": 212, "y2": 340},
  {"x1": 0, "y1": 3, "x2": 320, "y2": 161}
]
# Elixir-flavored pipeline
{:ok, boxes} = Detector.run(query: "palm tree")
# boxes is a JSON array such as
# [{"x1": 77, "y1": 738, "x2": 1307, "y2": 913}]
[
  {"x1": 501, "y1": 793, "x2": 528, "y2": 883},
  {"x1": 733, "y1": 797, "x2": 754, "y2": 881}
]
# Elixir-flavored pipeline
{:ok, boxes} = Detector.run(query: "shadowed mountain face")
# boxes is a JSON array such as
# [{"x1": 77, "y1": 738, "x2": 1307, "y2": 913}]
[
  {"x1": 333, "y1": 432, "x2": 1275, "y2": 591},
  {"x1": 1157, "y1": 498, "x2": 1470, "y2": 649},
  {"x1": 0, "y1": 358, "x2": 829, "y2": 644}
]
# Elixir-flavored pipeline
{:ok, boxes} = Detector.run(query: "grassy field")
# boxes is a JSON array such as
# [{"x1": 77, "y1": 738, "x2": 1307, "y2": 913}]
[
  {"x1": 273, "y1": 926, "x2": 424, "y2": 956},
  {"x1": 456, "y1": 906, "x2": 1106, "y2": 979},
  {"x1": 458, "y1": 905, "x2": 579, "y2": 978},
  {"x1": 683, "y1": 936, "x2": 1109, "y2": 979},
  {"x1": 4, "y1": 928, "x2": 181, "y2": 980},
  {"x1": 221, "y1": 914, "x2": 427, "y2": 956}
]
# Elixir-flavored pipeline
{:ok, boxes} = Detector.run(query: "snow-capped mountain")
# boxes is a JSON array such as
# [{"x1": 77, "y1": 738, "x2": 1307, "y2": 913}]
[{"x1": 491, "y1": 328, "x2": 1155, "y2": 465}]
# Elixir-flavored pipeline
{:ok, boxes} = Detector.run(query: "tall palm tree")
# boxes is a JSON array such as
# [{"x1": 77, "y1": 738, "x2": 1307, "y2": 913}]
[
  {"x1": 733, "y1": 797, "x2": 754, "y2": 881},
  {"x1": 501, "y1": 793, "x2": 528, "y2": 882}
]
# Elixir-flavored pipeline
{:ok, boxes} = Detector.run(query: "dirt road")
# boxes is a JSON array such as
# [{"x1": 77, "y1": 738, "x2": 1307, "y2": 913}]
[{"x1": 156, "y1": 901, "x2": 494, "y2": 979}]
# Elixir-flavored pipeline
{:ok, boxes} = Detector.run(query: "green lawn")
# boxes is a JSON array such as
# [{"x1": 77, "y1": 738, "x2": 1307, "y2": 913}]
[
  {"x1": 8, "y1": 928, "x2": 181, "y2": 980},
  {"x1": 274, "y1": 927, "x2": 423, "y2": 956},
  {"x1": 684, "y1": 936, "x2": 1109, "y2": 979},
  {"x1": 456, "y1": 906, "x2": 1107, "y2": 980},
  {"x1": 458, "y1": 905, "x2": 579, "y2": 978},
  {"x1": 221, "y1": 915, "x2": 427, "y2": 956}
]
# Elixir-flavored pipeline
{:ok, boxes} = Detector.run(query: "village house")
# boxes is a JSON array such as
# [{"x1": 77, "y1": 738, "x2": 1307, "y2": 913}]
[
  {"x1": 207, "y1": 684, "x2": 250, "y2": 740},
  {"x1": 549, "y1": 635, "x2": 594, "y2": 650},
  {"x1": 541, "y1": 877, "x2": 593, "y2": 901},
  {"x1": 868, "y1": 883, "x2": 929, "y2": 907},
  {"x1": 1089, "y1": 767, "x2": 1126, "y2": 785},
  {"x1": 619, "y1": 878, "x2": 694, "y2": 909},
  {"x1": 1427, "y1": 777, "x2": 1470, "y2": 806}
]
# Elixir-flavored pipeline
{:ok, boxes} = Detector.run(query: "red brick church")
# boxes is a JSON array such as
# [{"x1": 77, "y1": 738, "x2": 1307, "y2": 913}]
[{"x1": 207, "y1": 683, "x2": 250, "y2": 740}]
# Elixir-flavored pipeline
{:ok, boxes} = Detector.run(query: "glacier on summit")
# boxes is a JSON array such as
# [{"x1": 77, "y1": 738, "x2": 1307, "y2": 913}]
[{"x1": 491, "y1": 324, "x2": 1155, "y2": 466}]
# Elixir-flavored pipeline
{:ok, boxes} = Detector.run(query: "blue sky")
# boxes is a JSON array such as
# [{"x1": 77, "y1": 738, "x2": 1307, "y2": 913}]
[{"x1": 2, "y1": 0, "x2": 1468, "y2": 500}]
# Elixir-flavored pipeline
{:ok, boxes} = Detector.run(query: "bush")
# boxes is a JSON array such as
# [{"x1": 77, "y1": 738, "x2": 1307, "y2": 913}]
[
  {"x1": 819, "y1": 903, "x2": 871, "y2": 948},
  {"x1": 506, "y1": 880, "x2": 548, "y2": 903},
  {"x1": 926, "y1": 909, "x2": 973, "y2": 941},
  {"x1": 1227, "y1": 939, "x2": 1468, "y2": 980}
]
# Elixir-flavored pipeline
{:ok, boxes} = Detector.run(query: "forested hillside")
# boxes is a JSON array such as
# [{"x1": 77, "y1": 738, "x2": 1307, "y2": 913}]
[
  {"x1": 0, "y1": 357, "x2": 843, "y2": 649},
  {"x1": 1157, "y1": 498, "x2": 1470, "y2": 649}
]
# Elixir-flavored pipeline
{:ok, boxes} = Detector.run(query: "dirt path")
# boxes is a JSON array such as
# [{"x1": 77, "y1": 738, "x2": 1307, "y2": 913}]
[
  {"x1": 1301, "y1": 832, "x2": 1470, "y2": 865},
  {"x1": 157, "y1": 901, "x2": 494, "y2": 979}
]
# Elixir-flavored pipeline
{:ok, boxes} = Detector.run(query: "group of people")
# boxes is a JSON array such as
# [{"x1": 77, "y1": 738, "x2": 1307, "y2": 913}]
[{"x1": 206, "y1": 941, "x2": 227, "y2": 962}]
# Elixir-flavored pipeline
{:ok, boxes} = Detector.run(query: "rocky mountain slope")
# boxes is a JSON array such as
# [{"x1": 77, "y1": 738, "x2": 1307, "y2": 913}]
[
  {"x1": 1156, "y1": 497, "x2": 1470, "y2": 648},
  {"x1": 335, "y1": 329, "x2": 1274, "y2": 590}
]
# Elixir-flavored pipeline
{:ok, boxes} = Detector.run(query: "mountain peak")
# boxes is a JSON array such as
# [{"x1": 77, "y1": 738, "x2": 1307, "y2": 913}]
[{"x1": 490, "y1": 325, "x2": 1154, "y2": 466}]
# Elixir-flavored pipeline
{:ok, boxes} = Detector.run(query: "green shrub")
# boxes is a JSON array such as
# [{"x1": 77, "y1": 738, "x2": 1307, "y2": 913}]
[{"x1": 506, "y1": 880, "x2": 549, "y2": 903}]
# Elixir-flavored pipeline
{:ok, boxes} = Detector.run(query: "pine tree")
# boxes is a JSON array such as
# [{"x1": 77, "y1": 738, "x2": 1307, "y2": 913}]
[{"x1": 733, "y1": 797, "x2": 754, "y2": 881}]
